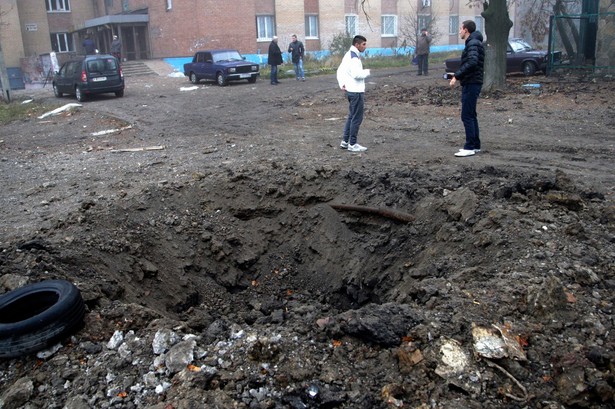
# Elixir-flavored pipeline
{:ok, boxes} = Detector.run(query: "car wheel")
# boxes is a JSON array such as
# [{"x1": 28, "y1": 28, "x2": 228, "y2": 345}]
[
  {"x1": 247, "y1": 76, "x2": 257, "y2": 84},
  {"x1": 75, "y1": 86, "x2": 86, "y2": 102},
  {"x1": 190, "y1": 72, "x2": 199, "y2": 84},
  {"x1": 0, "y1": 279, "x2": 86, "y2": 358},
  {"x1": 115, "y1": 89, "x2": 124, "y2": 97},
  {"x1": 216, "y1": 72, "x2": 228, "y2": 86},
  {"x1": 523, "y1": 61, "x2": 537, "y2": 76},
  {"x1": 53, "y1": 83, "x2": 63, "y2": 98}
]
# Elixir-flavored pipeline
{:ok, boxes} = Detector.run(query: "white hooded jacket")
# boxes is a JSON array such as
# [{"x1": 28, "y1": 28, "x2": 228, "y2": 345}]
[{"x1": 336, "y1": 45, "x2": 370, "y2": 93}]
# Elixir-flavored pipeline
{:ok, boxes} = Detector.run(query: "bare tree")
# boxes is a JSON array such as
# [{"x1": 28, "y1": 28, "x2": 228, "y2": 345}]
[
  {"x1": 398, "y1": 0, "x2": 441, "y2": 53},
  {"x1": 480, "y1": 0, "x2": 513, "y2": 91}
]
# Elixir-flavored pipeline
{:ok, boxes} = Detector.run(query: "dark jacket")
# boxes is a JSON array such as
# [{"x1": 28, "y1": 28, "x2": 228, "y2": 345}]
[
  {"x1": 111, "y1": 39, "x2": 122, "y2": 54},
  {"x1": 288, "y1": 40, "x2": 304, "y2": 63},
  {"x1": 416, "y1": 33, "x2": 432, "y2": 55},
  {"x1": 454, "y1": 30, "x2": 485, "y2": 86},
  {"x1": 268, "y1": 41, "x2": 283, "y2": 66},
  {"x1": 83, "y1": 38, "x2": 96, "y2": 55}
]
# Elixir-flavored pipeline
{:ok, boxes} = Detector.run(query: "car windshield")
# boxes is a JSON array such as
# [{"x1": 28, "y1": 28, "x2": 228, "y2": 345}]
[
  {"x1": 212, "y1": 51, "x2": 243, "y2": 63},
  {"x1": 510, "y1": 39, "x2": 533, "y2": 52}
]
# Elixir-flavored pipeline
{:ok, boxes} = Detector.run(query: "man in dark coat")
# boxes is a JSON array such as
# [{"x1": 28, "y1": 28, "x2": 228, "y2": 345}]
[
  {"x1": 287, "y1": 34, "x2": 305, "y2": 81},
  {"x1": 268, "y1": 36, "x2": 283, "y2": 85},
  {"x1": 415, "y1": 28, "x2": 432, "y2": 75},
  {"x1": 449, "y1": 20, "x2": 485, "y2": 157},
  {"x1": 83, "y1": 36, "x2": 96, "y2": 55},
  {"x1": 111, "y1": 35, "x2": 122, "y2": 61}
]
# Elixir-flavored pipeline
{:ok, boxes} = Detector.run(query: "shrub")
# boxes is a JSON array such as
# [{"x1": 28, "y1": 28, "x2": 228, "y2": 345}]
[{"x1": 329, "y1": 33, "x2": 353, "y2": 57}]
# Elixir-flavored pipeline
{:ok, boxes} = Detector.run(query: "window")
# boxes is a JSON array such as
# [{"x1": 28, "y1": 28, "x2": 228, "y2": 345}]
[
  {"x1": 345, "y1": 15, "x2": 358, "y2": 37},
  {"x1": 422, "y1": 0, "x2": 431, "y2": 6},
  {"x1": 418, "y1": 15, "x2": 431, "y2": 32},
  {"x1": 475, "y1": 16, "x2": 484, "y2": 33},
  {"x1": 305, "y1": 15, "x2": 319, "y2": 38},
  {"x1": 50, "y1": 33, "x2": 74, "y2": 52},
  {"x1": 46, "y1": 0, "x2": 70, "y2": 12},
  {"x1": 449, "y1": 16, "x2": 459, "y2": 35},
  {"x1": 381, "y1": 15, "x2": 397, "y2": 37},
  {"x1": 256, "y1": 15, "x2": 275, "y2": 40}
]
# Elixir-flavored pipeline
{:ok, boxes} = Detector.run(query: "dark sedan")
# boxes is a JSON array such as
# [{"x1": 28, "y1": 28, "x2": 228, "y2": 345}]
[
  {"x1": 183, "y1": 49, "x2": 259, "y2": 86},
  {"x1": 445, "y1": 38, "x2": 561, "y2": 76}
]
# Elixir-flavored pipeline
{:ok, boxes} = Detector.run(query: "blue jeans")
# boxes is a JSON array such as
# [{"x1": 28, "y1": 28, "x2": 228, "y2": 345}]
[
  {"x1": 293, "y1": 59, "x2": 304, "y2": 79},
  {"x1": 343, "y1": 92, "x2": 364, "y2": 145},
  {"x1": 270, "y1": 65, "x2": 278, "y2": 83},
  {"x1": 461, "y1": 84, "x2": 482, "y2": 150}
]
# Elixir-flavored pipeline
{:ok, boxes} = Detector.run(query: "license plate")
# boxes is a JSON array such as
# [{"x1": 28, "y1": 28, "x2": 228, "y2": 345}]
[
  {"x1": 92, "y1": 77, "x2": 107, "y2": 82},
  {"x1": 239, "y1": 73, "x2": 252, "y2": 78}
]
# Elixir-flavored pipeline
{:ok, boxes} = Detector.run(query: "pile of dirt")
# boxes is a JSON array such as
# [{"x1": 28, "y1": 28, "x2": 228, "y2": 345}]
[{"x1": 0, "y1": 68, "x2": 613, "y2": 408}]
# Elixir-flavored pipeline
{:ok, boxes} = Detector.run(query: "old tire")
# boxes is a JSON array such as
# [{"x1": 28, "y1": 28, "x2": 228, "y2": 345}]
[
  {"x1": 190, "y1": 72, "x2": 199, "y2": 84},
  {"x1": 0, "y1": 280, "x2": 85, "y2": 358}
]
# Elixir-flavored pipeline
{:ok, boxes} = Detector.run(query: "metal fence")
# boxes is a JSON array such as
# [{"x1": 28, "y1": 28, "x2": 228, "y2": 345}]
[{"x1": 548, "y1": 12, "x2": 615, "y2": 74}]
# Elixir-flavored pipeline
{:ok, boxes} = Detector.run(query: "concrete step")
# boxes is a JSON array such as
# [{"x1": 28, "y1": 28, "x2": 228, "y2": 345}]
[{"x1": 121, "y1": 61, "x2": 157, "y2": 77}]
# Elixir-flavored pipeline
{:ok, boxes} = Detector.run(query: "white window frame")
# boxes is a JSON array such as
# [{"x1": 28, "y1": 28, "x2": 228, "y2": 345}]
[
  {"x1": 305, "y1": 15, "x2": 319, "y2": 39},
  {"x1": 475, "y1": 16, "x2": 484, "y2": 34},
  {"x1": 50, "y1": 32, "x2": 73, "y2": 52},
  {"x1": 422, "y1": 0, "x2": 431, "y2": 7},
  {"x1": 381, "y1": 15, "x2": 397, "y2": 37},
  {"x1": 256, "y1": 15, "x2": 275, "y2": 41},
  {"x1": 345, "y1": 15, "x2": 358, "y2": 37},
  {"x1": 449, "y1": 16, "x2": 459, "y2": 35},
  {"x1": 46, "y1": 0, "x2": 70, "y2": 12}
]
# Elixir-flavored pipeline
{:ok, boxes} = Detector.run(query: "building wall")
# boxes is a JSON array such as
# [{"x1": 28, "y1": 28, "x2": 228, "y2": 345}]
[
  {"x1": 0, "y1": 0, "x2": 25, "y2": 66},
  {"x1": 3, "y1": 0, "x2": 532, "y2": 64},
  {"x1": 14, "y1": 0, "x2": 50, "y2": 59}
]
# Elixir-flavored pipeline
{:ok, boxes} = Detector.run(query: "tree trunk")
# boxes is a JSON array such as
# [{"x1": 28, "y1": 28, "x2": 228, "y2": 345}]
[
  {"x1": 0, "y1": 47, "x2": 12, "y2": 103},
  {"x1": 481, "y1": 0, "x2": 513, "y2": 92}
]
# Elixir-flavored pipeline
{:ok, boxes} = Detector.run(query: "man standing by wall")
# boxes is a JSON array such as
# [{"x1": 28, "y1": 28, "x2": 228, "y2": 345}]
[
  {"x1": 449, "y1": 20, "x2": 485, "y2": 157},
  {"x1": 416, "y1": 28, "x2": 432, "y2": 76},
  {"x1": 111, "y1": 35, "x2": 122, "y2": 62},
  {"x1": 268, "y1": 36, "x2": 282, "y2": 85},
  {"x1": 337, "y1": 35, "x2": 371, "y2": 152},
  {"x1": 288, "y1": 34, "x2": 305, "y2": 81}
]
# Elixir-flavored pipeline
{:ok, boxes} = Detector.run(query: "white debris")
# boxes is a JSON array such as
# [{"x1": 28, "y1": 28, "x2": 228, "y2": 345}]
[
  {"x1": 91, "y1": 125, "x2": 133, "y2": 136},
  {"x1": 37, "y1": 103, "x2": 82, "y2": 119},
  {"x1": 180, "y1": 86, "x2": 199, "y2": 91}
]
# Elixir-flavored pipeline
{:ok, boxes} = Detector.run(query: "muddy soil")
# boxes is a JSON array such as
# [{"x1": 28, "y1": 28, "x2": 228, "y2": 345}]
[{"x1": 0, "y1": 66, "x2": 614, "y2": 409}]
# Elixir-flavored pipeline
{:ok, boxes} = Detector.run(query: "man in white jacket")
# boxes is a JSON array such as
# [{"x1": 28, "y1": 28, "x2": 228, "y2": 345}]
[{"x1": 337, "y1": 35, "x2": 370, "y2": 152}]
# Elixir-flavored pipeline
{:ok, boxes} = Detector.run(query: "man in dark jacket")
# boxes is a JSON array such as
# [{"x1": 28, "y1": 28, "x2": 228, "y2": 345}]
[
  {"x1": 415, "y1": 28, "x2": 432, "y2": 76},
  {"x1": 268, "y1": 36, "x2": 283, "y2": 85},
  {"x1": 83, "y1": 36, "x2": 96, "y2": 55},
  {"x1": 449, "y1": 20, "x2": 485, "y2": 157},
  {"x1": 287, "y1": 34, "x2": 305, "y2": 81}
]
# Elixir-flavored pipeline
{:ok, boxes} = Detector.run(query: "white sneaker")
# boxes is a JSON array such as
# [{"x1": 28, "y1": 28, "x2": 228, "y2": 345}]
[
  {"x1": 455, "y1": 149, "x2": 476, "y2": 157},
  {"x1": 348, "y1": 143, "x2": 367, "y2": 152},
  {"x1": 459, "y1": 148, "x2": 481, "y2": 153},
  {"x1": 340, "y1": 141, "x2": 349, "y2": 149}
]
